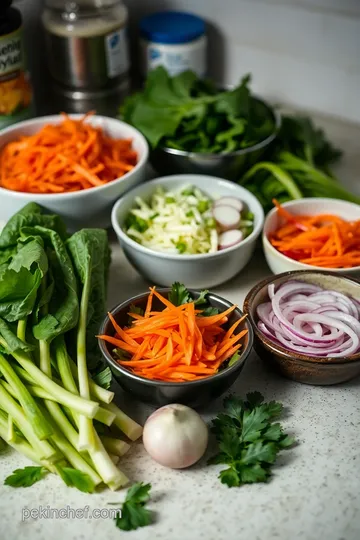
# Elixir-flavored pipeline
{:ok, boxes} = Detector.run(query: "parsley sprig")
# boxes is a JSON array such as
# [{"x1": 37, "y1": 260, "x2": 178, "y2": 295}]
[
  {"x1": 112, "y1": 482, "x2": 153, "y2": 531},
  {"x1": 209, "y1": 392, "x2": 295, "y2": 487},
  {"x1": 4, "y1": 466, "x2": 47, "y2": 488}
]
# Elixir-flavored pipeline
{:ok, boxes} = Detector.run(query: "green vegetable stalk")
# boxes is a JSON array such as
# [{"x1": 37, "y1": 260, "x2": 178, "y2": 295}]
[
  {"x1": 0, "y1": 204, "x2": 142, "y2": 493},
  {"x1": 239, "y1": 114, "x2": 360, "y2": 212}
]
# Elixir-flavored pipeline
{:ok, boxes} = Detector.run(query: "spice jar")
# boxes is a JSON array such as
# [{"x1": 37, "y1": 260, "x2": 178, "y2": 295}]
[
  {"x1": 42, "y1": 0, "x2": 130, "y2": 112},
  {"x1": 140, "y1": 11, "x2": 207, "y2": 78},
  {"x1": 0, "y1": 0, "x2": 33, "y2": 128}
]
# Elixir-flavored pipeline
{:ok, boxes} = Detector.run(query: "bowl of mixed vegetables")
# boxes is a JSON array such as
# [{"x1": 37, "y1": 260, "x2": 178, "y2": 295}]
[
  {"x1": 122, "y1": 68, "x2": 280, "y2": 180},
  {"x1": 111, "y1": 174, "x2": 264, "y2": 288},
  {"x1": 98, "y1": 283, "x2": 253, "y2": 408}
]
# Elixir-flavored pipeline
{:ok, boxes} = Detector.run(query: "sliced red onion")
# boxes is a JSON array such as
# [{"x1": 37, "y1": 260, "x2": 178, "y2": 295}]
[{"x1": 256, "y1": 281, "x2": 360, "y2": 358}]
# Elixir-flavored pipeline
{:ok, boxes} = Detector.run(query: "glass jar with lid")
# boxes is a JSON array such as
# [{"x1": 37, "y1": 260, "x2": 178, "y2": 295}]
[{"x1": 42, "y1": 0, "x2": 130, "y2": 90}]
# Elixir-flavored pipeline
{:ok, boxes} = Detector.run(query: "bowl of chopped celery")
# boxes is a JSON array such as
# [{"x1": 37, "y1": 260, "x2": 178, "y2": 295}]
[{"x1": 111, "y1": 174, "x2": 264, "y2": 288}]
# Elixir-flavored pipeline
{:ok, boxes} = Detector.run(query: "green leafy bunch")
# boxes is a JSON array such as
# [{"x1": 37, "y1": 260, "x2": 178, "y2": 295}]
[
  {"x1": 209, "y1": 392, "x2": 295, "y2": 487},
  {"x1": 122, "y1": 67, "x2": 276, "y2": 153}
]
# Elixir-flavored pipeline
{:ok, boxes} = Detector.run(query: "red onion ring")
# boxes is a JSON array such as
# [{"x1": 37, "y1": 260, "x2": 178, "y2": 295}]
[{"x1": 257, "y1": 281, "x2": 360, "y2": 358}]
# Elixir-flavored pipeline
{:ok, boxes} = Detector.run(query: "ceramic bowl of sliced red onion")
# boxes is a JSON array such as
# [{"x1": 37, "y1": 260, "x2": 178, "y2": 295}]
[{"x1": 244, "y1": 270, "x2": 360, "y2": 385}]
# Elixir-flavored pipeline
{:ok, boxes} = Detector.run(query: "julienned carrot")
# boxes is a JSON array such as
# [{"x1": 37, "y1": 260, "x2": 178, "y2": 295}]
[
  {"x1": 270, "y1": 200, "x2": 360, "y2": 269},
  {"x1": 98, "y1": 288, "x2": 248, "y2": 382},
  {"x1": 0, "y1": 112, "x2": 138, "y2": 194}
]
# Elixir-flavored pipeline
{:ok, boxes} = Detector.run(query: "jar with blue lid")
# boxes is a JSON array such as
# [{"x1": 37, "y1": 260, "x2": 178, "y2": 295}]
[{"x1": 140, "y1": 11, "x2": 207, "y2": 78}]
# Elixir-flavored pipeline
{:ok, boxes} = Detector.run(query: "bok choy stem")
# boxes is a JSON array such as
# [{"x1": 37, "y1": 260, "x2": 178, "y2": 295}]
[
  {"x1": 0, "y1": 382, "x2": 57, "y2": 460},
  {"x1": 0, "y1": 353, "x2": 53, "y2": 440},
  {"x1": 0, "y1": 343, "x2": 100, "y2": 419},
  {"x1": 77, "y1": 272, "x2": 95, "y2": 450}
]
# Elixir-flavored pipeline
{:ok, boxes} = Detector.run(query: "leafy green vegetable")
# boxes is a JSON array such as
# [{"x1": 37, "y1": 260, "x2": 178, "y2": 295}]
[
  {"x1": 113, "y1": 482, "x2": 152, "y2": 531},
  {"x1": 239, "y1": 113, "x2": 360, "y2": 212},
  {"x1": 4, "y1": 466, "x2": 47, "y2": 488},
  {"x1": 0, "y1": 204, "x2": 141, "y2": 493},
  {"x1": 28, "y1": 227, "x2": 79, "y2": 343},
  {"x1": 121, "y1": 67, "x2": 275, "y2": 153},
  {"x1": 58, "y1": 467, "x2": 96, "y2": 493},
  {"x1": 209, "y1": 393, "x2": 294, "y2": 487},
  {"x1": 168, "y1": 282, "x2": 193, "y2": 306},
  {"x1": 0, "y1": 203, "x2": 67, "y2": 250},
  {"x1": 67, "y1": 229, "x2": 110, "y2": 372},
  {"x1": 0, "y1": 239, "x2": 48, "y2": 322},
  {"x1": 168, "y1": 283, "x2": 219, "y2": 316}
]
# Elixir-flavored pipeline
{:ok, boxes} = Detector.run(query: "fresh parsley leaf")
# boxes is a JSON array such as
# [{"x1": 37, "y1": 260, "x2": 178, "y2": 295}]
[
  {"x1": 128, "y1": 304, "x2": 145, "y2": 325},
  {"x1": 194, "y1": 289, "x2": 209, "y2": 305},
  {"x1": 4, "y1": 466, "x2": 47, "y2": 488},
  {"x1": 245, "y1": 391, "x2": 264, "y2": 409},
  {"x1": 168, "y1": 282, "x2": 192, "y2": 306},
  {"x1": 58, "y1": 467, "x2": 95, "y2": 493},
  {"x1": 241, "y1": 407, "x2": 272, "y2": 443},
  {"x1": 125, "y1": 482, "x2": 151, "y2": 504},
  {"x1": 113, "y1": 482, "x2": 152, "y2": 531},
  {"x1": 209, "y1": 393, "x2": 295, "y2": 488},
  {"x1": 92, "y1": 367, "x2": 112, "y2": 389},
  {"x1": 219, "y1": 468, "x2": 240, "y2": 487}
]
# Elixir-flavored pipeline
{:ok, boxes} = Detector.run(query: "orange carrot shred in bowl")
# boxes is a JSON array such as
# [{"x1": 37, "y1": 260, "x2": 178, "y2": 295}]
[
  {"x1": 0, "y1": 112, "x2": 138, "y2": 194},
  {"x1": 97, "y1": 288, "x2": 248, "y2": 383},
  {"x1": 270, "y1": 199, "x2": 360, "y2": 269}
]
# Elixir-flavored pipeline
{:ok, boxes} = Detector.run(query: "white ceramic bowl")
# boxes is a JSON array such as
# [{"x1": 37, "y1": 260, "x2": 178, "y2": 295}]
[
  {"x1": 0, "y1": 115, "x2": 149, "y2": 229},
  {"x1": 111, "y1": 174, "x2": 264, "y2": 288},
  {"x1": 263, "y1": 198, "x2": 360, "y2": 277}
]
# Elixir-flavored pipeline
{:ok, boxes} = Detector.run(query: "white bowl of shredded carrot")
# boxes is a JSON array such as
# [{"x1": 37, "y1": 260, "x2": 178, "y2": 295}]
[
  {"x1": 0, "y1": 113, "x2": 149, "y2": 229},
  {"x1": 263, "y1": 198, "x2": 360, "y2": 276}
]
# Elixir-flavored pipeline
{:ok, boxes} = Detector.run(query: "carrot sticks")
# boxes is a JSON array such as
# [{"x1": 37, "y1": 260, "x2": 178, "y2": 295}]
[
  {"x1": 0, "y1": 112, "x2": 138, "y2": 194},
  {"x1": 98, "y1": 289, "x2": 248, "y2": 382},
  {"x1": 270, "y1": 200, "x2": 360, "y2": 269}
]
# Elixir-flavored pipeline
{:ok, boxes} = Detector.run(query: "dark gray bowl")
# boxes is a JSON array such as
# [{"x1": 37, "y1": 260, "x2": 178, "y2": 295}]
[
  {"x1": 98, "y1": 289, "x2": 253, "y2": 408},
  {"x1": 150, "y1": 100, "x2": 281, "y2": 181}
]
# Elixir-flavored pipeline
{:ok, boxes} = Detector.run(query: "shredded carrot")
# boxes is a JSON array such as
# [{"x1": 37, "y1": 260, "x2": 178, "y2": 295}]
[
  {"x1": 269, "y1": 200, "x2": 360, "y2": 269},
  {"x1": 98, "y1": 288, "x2": 248, "y2": 382},
  {"x1": 0, "y1": 113, "x2": 138, "y2": 194}
]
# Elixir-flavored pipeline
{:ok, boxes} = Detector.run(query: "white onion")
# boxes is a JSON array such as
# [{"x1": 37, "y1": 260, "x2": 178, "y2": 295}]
[
  {"x1": 257, "y1": 281, "x2": 360, "y2": 358},
  {"x1": 142, "y1": 404, "x2": 208, "y2": 469}
]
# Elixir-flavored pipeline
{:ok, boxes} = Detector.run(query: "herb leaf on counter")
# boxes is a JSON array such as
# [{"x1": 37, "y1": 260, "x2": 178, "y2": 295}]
[
  {"x1": 209, "y1": 393, "x2": 294, "y2": 488},
  {"x1": 58, "y1": 467, "x2": 96, "y2": 493},
  {"x1": 4, "y1": 466, "x2": 47, "y2": 488},
  {"x1": 113, "y1": 482, "x2": 152, "y2": 531}
]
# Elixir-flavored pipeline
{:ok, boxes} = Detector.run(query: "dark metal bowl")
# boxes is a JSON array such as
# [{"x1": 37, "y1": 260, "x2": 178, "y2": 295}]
[
  {"x1": 243, "y1": 270, "x2": 360, "y2": 385},
  {"x1": 99, "y1": 289, "x2": 253, "y2": 408},
  {"x1": 150, "y1": 100, "x2": 281, "y2": 180}
]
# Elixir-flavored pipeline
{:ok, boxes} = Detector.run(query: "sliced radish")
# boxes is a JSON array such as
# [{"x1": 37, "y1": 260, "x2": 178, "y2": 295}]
[
  {"x1": 213, "y1": 205, "x2": 240, "y2": 231},
  {"x1": 218, "y1": 229, "x2": 244, "y2": 250},
  {"x1": 214, "y1": 197, "x2": 243, "y2": 213}
]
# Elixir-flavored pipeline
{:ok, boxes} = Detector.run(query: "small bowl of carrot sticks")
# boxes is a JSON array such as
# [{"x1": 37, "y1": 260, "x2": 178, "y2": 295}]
[
  {"x1": 263, "y1": 198, "x2": 360, "y2": 277},
  {"x1": 98, "y1": 283, "x2": 253, "y2": 408},
  {"x1": 0, "y1": 113, "x2": 149, "y2": 229}
]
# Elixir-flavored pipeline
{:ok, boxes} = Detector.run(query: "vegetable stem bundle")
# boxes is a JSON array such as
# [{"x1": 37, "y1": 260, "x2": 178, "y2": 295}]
[{"x1": 0, "y1": 203, "x2": 142, "y2": 492}]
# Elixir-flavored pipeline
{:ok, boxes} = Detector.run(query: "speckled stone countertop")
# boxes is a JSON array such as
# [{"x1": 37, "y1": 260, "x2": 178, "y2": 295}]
[{"x1": 1, "y1": 112, "x2": 360, "y2": 540}]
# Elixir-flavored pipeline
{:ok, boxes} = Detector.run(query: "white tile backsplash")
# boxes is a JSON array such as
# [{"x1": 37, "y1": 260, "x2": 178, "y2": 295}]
[{"x1": 18, "y1": 0, "x2": 360, "y2": 123}]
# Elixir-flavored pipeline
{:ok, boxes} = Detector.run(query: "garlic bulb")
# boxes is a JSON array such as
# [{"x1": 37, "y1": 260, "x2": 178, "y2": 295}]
[{"x1": 142, "y1": 404, "x2": 208, "y2": 469}]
